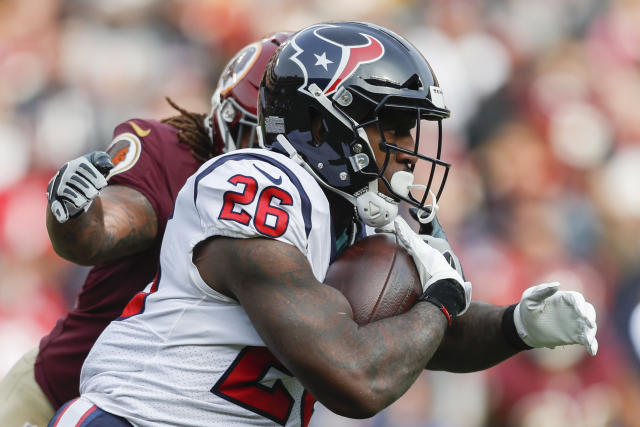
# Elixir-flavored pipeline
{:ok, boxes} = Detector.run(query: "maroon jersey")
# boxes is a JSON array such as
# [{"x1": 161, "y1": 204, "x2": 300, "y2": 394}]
[{"x1": 35, "y1": 119, "x2": 203, "y2": 408}]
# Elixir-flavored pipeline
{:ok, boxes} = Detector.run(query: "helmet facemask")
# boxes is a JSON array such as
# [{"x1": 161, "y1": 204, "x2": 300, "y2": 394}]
[
  {"x1": 215, "y1": 96, "x2": 259, "y2": 151},
  {"x1": 325, "y1": 87, "x2": 451, "y2": 225},
  {"x1": 206, "y1": 91, "x2": 259, "y2": 153}
]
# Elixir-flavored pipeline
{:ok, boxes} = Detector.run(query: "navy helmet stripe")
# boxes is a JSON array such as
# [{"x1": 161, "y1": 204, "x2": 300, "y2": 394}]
[{"x1": 194, "y1": 153, "x2": 313, "y2": 238}]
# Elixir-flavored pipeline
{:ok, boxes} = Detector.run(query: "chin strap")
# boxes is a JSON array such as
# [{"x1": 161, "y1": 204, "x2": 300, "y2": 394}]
[
  {"x1": 409, "y1": 189, "x2": 439, "y2": 224},
  {"x1": 274, "y1": 134, "x2": 398, "y2": 228},
  {"x1": 275, "y1": 134, "x2": 306, "y2": 165}
]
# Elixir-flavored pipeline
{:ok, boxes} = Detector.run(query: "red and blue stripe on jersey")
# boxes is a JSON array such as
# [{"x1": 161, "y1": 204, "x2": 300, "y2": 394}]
[{"x1": 117, "y1": 268, "x2": 161, "y2": 320}]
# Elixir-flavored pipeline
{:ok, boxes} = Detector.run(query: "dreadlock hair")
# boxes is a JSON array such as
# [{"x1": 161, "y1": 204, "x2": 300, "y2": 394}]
[{"x1": 161, "y1": 97, "x2": 214, "y2": 163}]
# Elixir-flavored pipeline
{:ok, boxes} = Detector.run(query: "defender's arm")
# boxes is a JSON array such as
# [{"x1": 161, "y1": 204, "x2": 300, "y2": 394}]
[{"x1": 47, "y1": 185, "x2": 157, "y2": 265}]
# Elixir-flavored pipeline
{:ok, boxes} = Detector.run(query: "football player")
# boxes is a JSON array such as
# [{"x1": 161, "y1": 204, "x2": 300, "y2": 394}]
[
  {"x1": 0, "y1": 33, "x2": 291, "y2": 427},
  {"x1": 49, "y1": 22, "x2": 597, "y2": 426}
]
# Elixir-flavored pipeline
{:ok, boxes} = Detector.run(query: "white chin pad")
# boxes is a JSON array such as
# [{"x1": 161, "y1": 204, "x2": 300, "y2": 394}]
[{"x1": 390, "y1": 171, "x2": 414, "y2": 198}]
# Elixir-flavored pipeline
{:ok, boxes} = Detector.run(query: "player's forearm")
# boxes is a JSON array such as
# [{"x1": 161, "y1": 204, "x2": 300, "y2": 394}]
[
  {"x1": 206, "y1": 236, "x2": 449, "y2": 418},
  {"x1": 266, "y1": 283, "x2": 448, "y2": 414},
  {"x1": 426, "y1": 301, "x2": 521, "y2": 372},
  {"x1": 306, "y1": 300, "x2": 448, "y2": 417},
  {"x1": 47, "y1": 197, "x2": 110, "y2": 265},
  {"x1": 258, "y1": 295, "x2": 448, "y2": 418},
  {"x1": 46, "y1": 186, "x2": 157, "y2": 265}
]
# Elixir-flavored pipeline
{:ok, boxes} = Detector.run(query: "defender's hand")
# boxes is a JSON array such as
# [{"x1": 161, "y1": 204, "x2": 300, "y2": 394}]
[
  {"x1": 47, "y1": 151, "x2": 113, "y2": 223},
  {"x1": 514, "y1": 282, "x2": 598, "y2": 355},
  {"x1": 393, "y1": 217, "x2": 472, "y2": 319}
]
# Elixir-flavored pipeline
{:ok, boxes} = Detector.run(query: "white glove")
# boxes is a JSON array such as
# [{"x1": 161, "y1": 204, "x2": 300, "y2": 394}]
[
  {"x1": 393, "y1": 217, "x2": 472, "y2": 316},
  {"x1": 46, "y1": 151, "x2": 113, "y2": 223},
  {"x1": 514, "y1": 282, "x2": 598, "y2": 356},
  {"x1": 408, "y1": 208, "x2": 466, "y2": 280},
  {"x1": 419, "y1": 234, "x2": 465, "y2": 280}
]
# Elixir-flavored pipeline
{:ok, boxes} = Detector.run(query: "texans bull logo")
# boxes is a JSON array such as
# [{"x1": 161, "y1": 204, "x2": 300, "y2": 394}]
[{"x1": 290, "y1": 24, "x2": 385, "y2": 96}]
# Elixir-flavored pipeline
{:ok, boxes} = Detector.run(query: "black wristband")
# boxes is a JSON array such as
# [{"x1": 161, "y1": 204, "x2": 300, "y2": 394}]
[
  {"x1": 421, "y1": 295, "x2": 452, "y2": 326},
  {"x1": 501, "y1": 304, "x2": 533, "y2": 351},
  {"x1": 419, "y1": 278, "x2": 465, "y2": 324}
]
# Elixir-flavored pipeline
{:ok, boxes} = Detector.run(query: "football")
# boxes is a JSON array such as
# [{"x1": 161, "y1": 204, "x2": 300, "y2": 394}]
[{"x1": 325, "y1": 233, "x2": 422, "y2": 325}]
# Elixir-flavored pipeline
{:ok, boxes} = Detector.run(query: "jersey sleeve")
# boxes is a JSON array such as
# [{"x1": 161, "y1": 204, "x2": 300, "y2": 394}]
[
  {"x1": 103, "y1": 119, "x2": 177, "y2": 233},
  {"x1": 193, "y1": 154, "x2": 318, "y2": 257}
]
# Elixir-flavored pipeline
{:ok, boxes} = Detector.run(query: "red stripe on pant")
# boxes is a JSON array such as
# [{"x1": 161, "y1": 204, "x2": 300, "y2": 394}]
[
  {"x1": 75, "y1": 405, "x2": 98, "y2": 426},
  {"x1": 51, "y1": 398, "x2": 79, "y2": 426}
]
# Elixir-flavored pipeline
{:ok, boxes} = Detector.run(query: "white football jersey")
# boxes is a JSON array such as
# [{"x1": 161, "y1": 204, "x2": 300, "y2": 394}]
[{"x1": 80, "y1": 149, "x2": 332, "y2": 426}]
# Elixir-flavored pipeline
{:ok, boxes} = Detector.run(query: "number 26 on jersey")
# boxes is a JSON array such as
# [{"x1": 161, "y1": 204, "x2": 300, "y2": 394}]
[{"x1": 219, "y1": 174, "x2": 293, "y2": 238}]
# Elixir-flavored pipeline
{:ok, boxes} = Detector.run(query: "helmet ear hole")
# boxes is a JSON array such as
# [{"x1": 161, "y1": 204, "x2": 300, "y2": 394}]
[
  {"x1": 311, "y1": 117, "x2": 322, "y2": 146},
  {"x1": 310, "y1": 115, "x2": 328, "y2": 147}
]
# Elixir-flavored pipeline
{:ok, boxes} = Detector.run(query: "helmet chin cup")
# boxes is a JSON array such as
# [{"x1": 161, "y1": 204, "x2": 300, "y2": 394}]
[
  {"x1": 355, "y1": 192, "x2": 398, "y2": 228},
  {"x1": 388, "y1": 171, "x2": 440, "y2": 224},
  {"x1": 355, "y1": 181, "x2": 398, "y2": 228},
  {"x1": 412, "y1": 189, "x2": 439, "y2": 224}
]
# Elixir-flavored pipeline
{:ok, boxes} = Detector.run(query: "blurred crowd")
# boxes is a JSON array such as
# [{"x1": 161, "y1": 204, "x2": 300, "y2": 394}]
[{"x1": 2, "y1": 0, "x2": 640, "y2": 425}]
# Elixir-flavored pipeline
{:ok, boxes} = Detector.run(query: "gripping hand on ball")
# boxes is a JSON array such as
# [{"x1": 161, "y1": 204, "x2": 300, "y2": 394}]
[
  {"x1": 409, "y1": 208, "x2": 465, "y2": 280},
  {"x1": 514, "y1": 282, "x2": 598, "y2": 355},
  {"x1": 393, "y1": 216, "x2": 472, "y2": 322},
  {"x1": 47, "y1": 151, "x2": 113, "y2": 223}
]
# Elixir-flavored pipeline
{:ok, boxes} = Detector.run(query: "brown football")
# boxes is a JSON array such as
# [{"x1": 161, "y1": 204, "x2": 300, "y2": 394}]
[{"x1": 325, "y1": 233, "x2": 422, "y2": 325}]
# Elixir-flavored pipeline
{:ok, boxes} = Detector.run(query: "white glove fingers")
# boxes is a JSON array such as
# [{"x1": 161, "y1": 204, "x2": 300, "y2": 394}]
[
  {"x1": 50, "y1": 200, "x2": 69, "y2": 223},
  {"x1": 577, "y1": 326, "x2": 598, "y2": 356},
  {"x1": 46, "y1": 174, "x2": 57, "y2": 198},
  {"x1": 516, "y1": 282, "x2": 599, "y2": 356},
  {"x1": 392, "y1": 216, "x2": 470, "y2": 315},
  {"x1": 526, "y1": 282, "x2": 560, "y2": 302},
  {"x1": 587, "y1": 337, "x2": 599, "y2": 356},
  {"x1": 76, "y1": 162, "x2": 108, "y2": 189},
  {"x1": 560, "y1": 291, "x2": 598, "y2": 355},
  {"x1": 580, "y1": 299, "x2": 597, "y2": 329},
  {"x1": 48, "y1": 153, "x2": 111, "y2": 224},
  {"x1": 393, "y1": 217, "x2": 411, "y2": 241},
  {"x1": 393, "y1": 217, "x2": 417, "y2": 255},
  {"x1": 68, "y1": 174, "x2": 100, "y2": 200},
  {"x1": 60, "y1": 187, "x2": 89, "y2": 209},
  {"x1": 581, "y1": 301, "x2": 598, "y2": 355},
  {"x1": 562, "y1": 292, "x2": 594, "y2": 326}
]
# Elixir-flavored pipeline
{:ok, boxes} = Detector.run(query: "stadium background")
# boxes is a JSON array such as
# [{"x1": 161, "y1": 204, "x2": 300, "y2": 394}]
[{"x1": 1, "y1": 0, "x2": 640, "y2": 425}]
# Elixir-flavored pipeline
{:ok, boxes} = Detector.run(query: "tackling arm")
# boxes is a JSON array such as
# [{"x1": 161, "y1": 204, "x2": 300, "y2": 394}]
[
  {"x1": 46, "y1": 185, "x2": 158, "y2": 265},
  {"x1": 194, "y1": 236, "x2": 448, "y2": 419}
]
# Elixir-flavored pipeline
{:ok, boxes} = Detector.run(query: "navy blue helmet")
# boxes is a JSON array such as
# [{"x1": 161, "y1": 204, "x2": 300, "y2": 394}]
[{"x1": 259, "y1": 21, "x2": 451, "y2": 226}]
